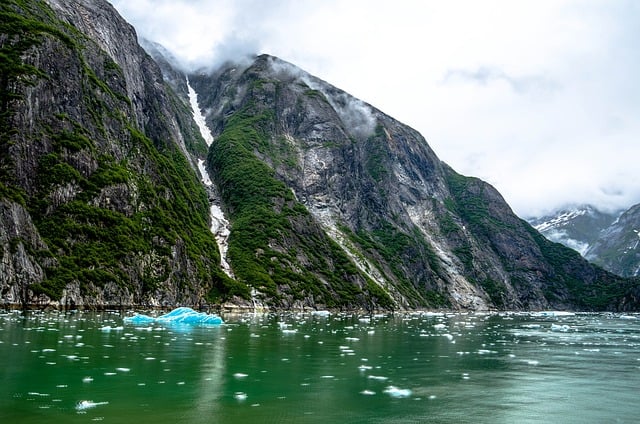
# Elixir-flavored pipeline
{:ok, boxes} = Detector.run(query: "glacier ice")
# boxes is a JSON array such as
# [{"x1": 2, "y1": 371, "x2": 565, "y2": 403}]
[{"x1": 123, "y1": 307, "x2": 223, "y2": 326}]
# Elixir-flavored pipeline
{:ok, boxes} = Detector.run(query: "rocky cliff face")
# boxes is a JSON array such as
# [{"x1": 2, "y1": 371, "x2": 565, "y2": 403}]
[
  {"x1": 0, "y1": 0, "x2": 233, "y2": 308},
  {"x1": 585, "y1": 203, "x2": 640, "y2": 278},
  {"x1": 2, "y1": 0, "x2": 638, "y2": 311}
]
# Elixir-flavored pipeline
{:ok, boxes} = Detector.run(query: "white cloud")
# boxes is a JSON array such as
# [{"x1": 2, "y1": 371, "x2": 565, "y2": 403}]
[{"x1": 111, "y1": 0, "x2": 640, "y2": 218}]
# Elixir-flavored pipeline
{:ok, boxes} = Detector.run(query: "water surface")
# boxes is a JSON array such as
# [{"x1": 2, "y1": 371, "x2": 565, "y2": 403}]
[{"x1": 1, "y1": 310, "x2": 639, "y2": 423}]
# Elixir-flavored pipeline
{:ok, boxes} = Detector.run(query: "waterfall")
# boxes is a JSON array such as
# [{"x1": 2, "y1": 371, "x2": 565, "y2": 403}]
[{"x1": 187, "y1": 78, "x2": 234, "y2": 278}]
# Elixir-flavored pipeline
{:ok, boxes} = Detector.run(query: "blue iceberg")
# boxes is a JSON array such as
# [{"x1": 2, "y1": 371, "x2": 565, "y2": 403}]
[{"x1": 124, "y1": 307, "x2": 223, "y2": 326}]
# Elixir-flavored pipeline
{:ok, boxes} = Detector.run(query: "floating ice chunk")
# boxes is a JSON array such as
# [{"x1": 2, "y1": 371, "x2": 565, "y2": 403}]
[
  {"x1": 360, "y1": 390, "x2": 376, "y2": 395},
  {"x1": 383, "y1": 386, "x2": 412, "y2": 398},
  {"x1": 82, "y1": 376, "x2": 93, "y2": 383},
  {"x1": 368, "y1": 375, "x2": 388, "y2": 381},
  {"x1": 115, "y1": 368, "x2": 130, "y2": 372},
  {"x1": 532, "y1": 311, "x2": 575, "y2": 317},
  {"x1": 233, "y1": 373, "x2": 248, "y2": 379},
  {"x1": 76, "y1": 400, "x2": 108, "y2": 411},
  {"x1": 311, "y1": 310, "x2": 331, "y2": 317},
  {"x1": 433, "y1": 324, "x2": 447, "y2": 330},
  {"x1": 124, "y1": 307, "x2": 223, "y2": 326},
  {"x1": 234, "y1": 392, "x2": 247, "y2": 401},
  {"x1": 551, "y1": 324, "x2": 571, "y2": 332}
]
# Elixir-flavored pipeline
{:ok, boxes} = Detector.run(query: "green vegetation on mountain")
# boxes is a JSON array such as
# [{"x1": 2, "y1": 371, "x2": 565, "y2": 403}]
[{"x1": 208, "y1": 99, "x2": 393, "y2": 309}]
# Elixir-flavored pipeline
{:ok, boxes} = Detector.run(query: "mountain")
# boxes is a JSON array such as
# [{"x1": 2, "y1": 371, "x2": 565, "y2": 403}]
[
  {"x1": 585, "y1": 203, "x2": 640, "y2": 278},
  {"x1": 528, "y1": 205, "x2": 620, "y2": 256},
  {"x1": 185, "y1": 55, "x2": 640, "y2": 312},
  {"x1": 529, "y1": 204, "x2": 640, "y2": 278},
  {"x1": 1, "y1": 0, "x2": 639, "y2": 311}
]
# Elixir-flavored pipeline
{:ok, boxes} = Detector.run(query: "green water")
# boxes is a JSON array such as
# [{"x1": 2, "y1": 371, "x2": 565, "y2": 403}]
[{"x1": 1, "y1": 310, "x2": 639, "y2": 423}]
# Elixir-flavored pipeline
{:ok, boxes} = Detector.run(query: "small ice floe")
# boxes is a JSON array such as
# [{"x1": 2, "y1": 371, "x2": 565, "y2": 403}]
[
  {"x1": 82, "y1": 376, "x2": 93, "y2": 383},
  {"x1": 311, "y1": 310, "x2": 331, "y2": 317},
  {"x1": 234, "y1": 392, "x2": 247, "y2": 401},
  {"x1": 433, "y1": 323, "x2": 447, "y2": 330},
  {"x1": 345, "y1": 337, "x2": 360, "y2": 342},
  {"x1": 383, "y1": 386, "x2": 412, "y2": 398},
  {"x1": 76, "y1": 400, "x2": 108, "y2": 411},
  {"x1": 115, "y1": 368, "x2": 130, "y2": 373},
  {"x1": 360, "y1": 390, "x2": 376, "y2": 396},
  {"x1": 551, "y1": 324, "x2": 571, "y2": 332},
  {"x1": 233, "y1": 373, "x2": 248, "y2": 379},
  {"x1": 100, "y1": 326, "x2": 123, "y2": 332},
  {"x1": 368, "y1": 375, "x2": 388, "y2": 381}
]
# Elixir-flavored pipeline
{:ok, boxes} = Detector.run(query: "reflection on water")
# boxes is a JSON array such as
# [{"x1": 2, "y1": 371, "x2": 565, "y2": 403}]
[{"x1": 1, "y1": 310, "x2": 640, "y2": 423}]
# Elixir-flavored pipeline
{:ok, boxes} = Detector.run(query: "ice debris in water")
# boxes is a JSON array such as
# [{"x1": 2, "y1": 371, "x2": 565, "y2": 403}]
[
  {"x1": 383, "y1": 386, "x2": 412, "y2": 398},
  {"x1": 76, "y1": 400, "x2": 108, "y2": 411},
  {"x1": 123, "y1": 307, "x2": 223, "y2": 326}
]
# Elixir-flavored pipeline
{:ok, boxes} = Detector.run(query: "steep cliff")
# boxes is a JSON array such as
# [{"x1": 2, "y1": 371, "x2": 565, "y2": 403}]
[{"x1": 0, "y1": 0, "x2": 236, "y2": 308}]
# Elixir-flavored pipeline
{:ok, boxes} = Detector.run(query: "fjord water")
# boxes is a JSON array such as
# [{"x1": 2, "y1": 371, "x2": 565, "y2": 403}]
[{"x1": 2, "y1": 311, "x2": 639, "y2": 423}]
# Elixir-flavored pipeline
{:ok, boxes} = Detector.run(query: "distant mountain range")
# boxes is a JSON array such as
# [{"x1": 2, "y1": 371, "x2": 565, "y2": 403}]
[{"x1": 529, "y1": 204, "x2": 640, "y2": 277}]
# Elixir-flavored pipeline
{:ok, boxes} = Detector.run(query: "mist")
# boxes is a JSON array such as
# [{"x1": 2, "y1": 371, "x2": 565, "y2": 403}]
[{"x1": 111, "y1": 0, "x2": 640, "y2": 218}]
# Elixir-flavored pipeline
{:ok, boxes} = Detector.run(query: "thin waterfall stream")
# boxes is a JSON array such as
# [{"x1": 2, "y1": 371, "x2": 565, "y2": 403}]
[{"x1": 186, "y1": 78, "x2": 234, "y2": 278}]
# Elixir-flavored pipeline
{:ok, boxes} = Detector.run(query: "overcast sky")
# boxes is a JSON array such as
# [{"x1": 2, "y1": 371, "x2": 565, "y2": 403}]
[{"x1": 111, "y1": 0, "x2": 640, "y2": 218}]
